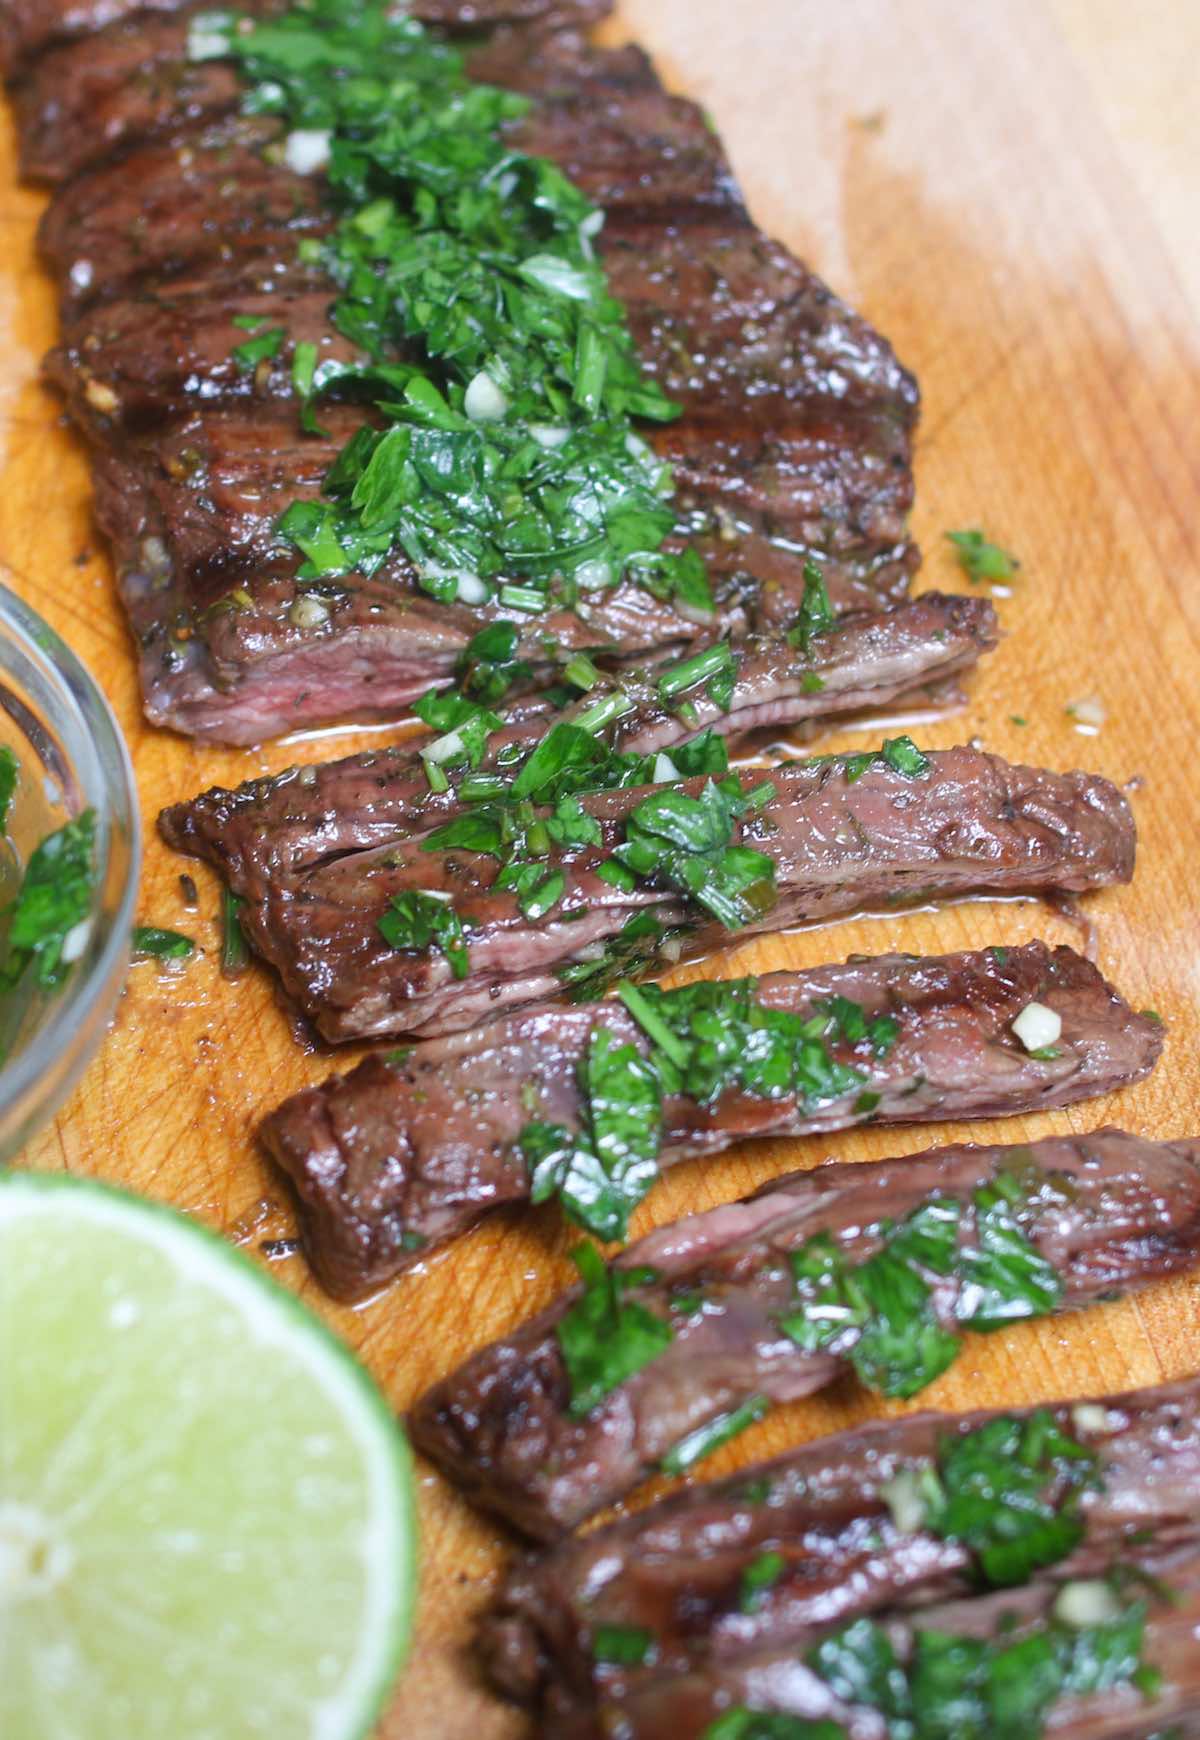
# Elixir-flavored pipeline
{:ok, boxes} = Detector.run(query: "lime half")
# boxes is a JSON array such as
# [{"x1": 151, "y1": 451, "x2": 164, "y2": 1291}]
[{"x1": 0, "y1": 1172, "x2": 416, "y2": 1740}]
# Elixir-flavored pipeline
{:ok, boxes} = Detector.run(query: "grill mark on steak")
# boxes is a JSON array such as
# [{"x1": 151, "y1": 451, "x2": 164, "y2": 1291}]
[
  {"x1": 482, "y1": 1367, "x2": 1200, "y2": 1719},
  {"x1": 18, "y1": 6, "x2": 920, "y2": 742},
  {"x1": 159, "y1": 594, "x2": 997, "y2": 884},
  {"x1": 410, "y1": 1131, "x2": 1198, "y2": 1542},
  {"x1": 191, "y1": 747, "x2": 1134, "y2": 1043},
  {"x1": 260, "y1": 942, "x2": 1163, "y2": 1301},
  {"x1": 559, "y1": 1542, "x2": 1200, "y2": 1740}
]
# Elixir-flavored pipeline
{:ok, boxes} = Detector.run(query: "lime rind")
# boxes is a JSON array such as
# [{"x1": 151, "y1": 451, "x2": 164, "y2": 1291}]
[{"x1": 0, "y1": 1169, "x2": 417, "y2": 1740}]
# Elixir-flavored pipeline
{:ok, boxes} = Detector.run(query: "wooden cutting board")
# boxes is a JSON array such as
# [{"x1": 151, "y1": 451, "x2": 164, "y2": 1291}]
[{"x1": 3, "y1": 1, "x2": 1199, "y2": 1732}]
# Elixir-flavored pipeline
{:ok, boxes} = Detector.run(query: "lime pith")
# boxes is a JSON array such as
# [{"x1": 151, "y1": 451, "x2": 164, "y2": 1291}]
[{"x1": 0, "y1": 1171, "x2": 416, "y2": 1740}]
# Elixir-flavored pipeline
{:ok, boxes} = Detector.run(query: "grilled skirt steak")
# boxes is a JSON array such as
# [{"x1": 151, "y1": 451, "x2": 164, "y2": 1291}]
[
  {"x1": 160, "y1": 593, "x2": 998, "y2": 884},
  {"x1": 261, "y1": 942, "x2": 1163, "y2": 1300},
  {"x1": 0, "y1": 0, "x2": 610, "y2": 78},
  {"x1": 555, "y1": 1543, "x2": 1200, "y2": 1740},
  {"x1": 410, "y1": 1129, "x2": 1198, "y2": 1539},
  {"x1": 11, "y1": 2, "x2": 920, "y2": 741},
  {"x1": 484, "y1": 1372, "x2": 1200, "y2": 1722},
  {"x1": 180, "y1": 745, "x2": 1134, "y2": 1043}
]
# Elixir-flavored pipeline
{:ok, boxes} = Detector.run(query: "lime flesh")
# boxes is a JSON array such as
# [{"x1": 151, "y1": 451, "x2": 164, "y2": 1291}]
[{"x1": 0, "y1": 1173, "x2": 416, "y2": 1740}]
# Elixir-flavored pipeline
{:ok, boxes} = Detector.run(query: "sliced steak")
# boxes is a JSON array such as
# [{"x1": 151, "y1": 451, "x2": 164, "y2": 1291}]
[
  {"x1": 159, "y1": 594, "x2": 997, "y2": 886},
  {"x1": 261, "y1": 942, "x2": 1164, "y2": 1300},
  {"x1": 569, "y1": 1544, "x2": 1200, "y2": 1740},
  {"x1": 484, "y1": 1370, "x2": 1200, "y2": 1720},
  {"x1": 21, "y1": 8, "x2": 919, "y2": 742},
  {"x1": 39, "y1": 116, "x2": 330, "y2": 322},
  {"x1": 411, "y1": 1131, "x2": 1199, "y2": 1540},
  {"x1": 0, "y1": 0, "x2": 612, "y2": 83},
  {"x1": 200, "y1": 747, "x2": 1133, "y2": 1042}
]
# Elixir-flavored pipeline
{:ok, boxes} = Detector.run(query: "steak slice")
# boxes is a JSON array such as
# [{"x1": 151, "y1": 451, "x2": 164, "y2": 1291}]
[
  {"x1": 22, "y1": 10, "x2": 919, "y2": 742},
  {"x1": 206, "y1": 747, "x2": 1133, "y2": 1042},
  {"x1": 0, "y1": 0, "x2": 612, "y2": 82},
  {"x1": 158, "y1": 593, "x2": 998, "y2": 886},
  {"x1": 261, "y1": 942, "x2": 1163, "y2": 1299},
  {"x1": 39, "y1": 116, "x2": 331, "y2": 322},
  {"x1": 411, "y1": 1131, "x2": 1199, "y2": 1541},
  {"x1": 564, "y1": 1544, "x2": 1200, "y2": 1740},
  {"x1": 483, "y1": 1369, "x2": 1200, "y2": 1718}
]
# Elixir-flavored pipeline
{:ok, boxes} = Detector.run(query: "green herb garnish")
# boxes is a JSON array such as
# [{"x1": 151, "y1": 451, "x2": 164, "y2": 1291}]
[
  {"x1": 206, "y1": 3, "x2": 715, "y2": 619},
  {"x1": 2, "y1": 811, "x2": 96, "y2": 991},
  {"x1": 919, "y1": 1411, "x2": 1101, "y2": 1585},
  {"x1": 881, "y1": 735, "x2": 931, "y2": 777},
  {"x1": 231, "y1": 325, "x2": 286, "y2": 371},
  {"x1": 0, "y1": 746, "x2": 18, "y2": 832},
  {"x1": 555, "y1": 1243, "x2": 673, "y2": 1418},
  {"x1": 220, "y1": 888, "x2": 249, "y2": 977},
  {"x1": 807, "y1": 1593, "x2": 1155, "y2": 1740},
  {"x1": 779, "y1": 1163, "x2": 1067, "y2": 1399},
  {"x1": 946, "y1": 529, "x2": 1020, "y2": 585},
  {"x1": 528, "y1": 975, "x2": 889, "y2": 1248},
  {"x1": 591, "y1": 1622, "x2": 656, "y2": 1667},
  {"x1": 739, "y1": 1549, "x2": 787, "y2": 1613},
  {"x1": 661, "y1": 1394, "x2": 770, "y2": 1475},
  {"x1": 132, "y1": 927, "x2": 195, "y2": 962},
  {"x1": 787, "y1": 559, "x2": 836, "y2": 652},
  {"x1": 614, "y1": 778, "x2": 778, "y2": 930},
  {"x1": 378, "y1": 889, "x2": 469, "y2": 980}
]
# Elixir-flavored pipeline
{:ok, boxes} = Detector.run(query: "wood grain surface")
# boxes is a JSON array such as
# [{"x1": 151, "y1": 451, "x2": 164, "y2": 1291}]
[{"x1": 2, "y1": 1, "x2": 1199, "y2": 1733}]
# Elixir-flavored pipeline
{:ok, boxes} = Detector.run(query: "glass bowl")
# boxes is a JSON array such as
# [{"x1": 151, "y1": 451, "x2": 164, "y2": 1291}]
[{"x1": 0, "y1": 583, "x2": 140, "y2": 1158}]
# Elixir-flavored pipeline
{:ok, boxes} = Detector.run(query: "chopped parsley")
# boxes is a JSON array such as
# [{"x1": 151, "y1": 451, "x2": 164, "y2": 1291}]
[
  {"x1": 946, "y1": 529, "x2": 1020, "y2": 585},
  {"x1": 555, "y1": 1243, "x2": 672, "y2": 1418},
  {"x1": 558, "y1": 911, "x2": 687, "y2": 1000},
  {"x1": 377, "y1": 889, "x2": 469, "y2": 980},
  {"x1": 524, "y1": 1027, "x2": 661, "y2": 1242},
  {"x1": 787, "y1": 559, "x2": 836, "y2": 651},
  {"x1": 203, "y1": 2, "x2": 719, "y2": 619},
  {"x1": 591, "y1": 1623, "x2": 656, "y2": 1667},
  {"x1": 452, "y1": 621, "x2": 533, "y2": 706},
  {"x1": 778, "y1": 1163, "x2": 1067, "y2": 1400},
  {"x1": 614, "y1": 777, "x2": 778, "y2": 930},
  {"x1": 0, "y1": 746, "x2": 18, "y2": 832},
  {"x1": 881, "y1": 736, "x2": 931, "y2": 777},
  {"x1": 2, "y1": 811, "x2": 97, "y2": 992},
  {"x1": 132, "y1": 927, "x2": 195, "y2": 962},
  {"x1": 525, "y1": 975, "x2": 894, "y2": 1245},
  {"x1": 917, "y1": 1411, "x2": 1102, "y2": 1585},
  {"x1": 220, "y1": 888, "x2": 249, "y2": 977},
  {"x1": 806, "y1": 1592, "x2": 1155, "y2": 1740},
  {"x1": 231, "y1": 324, "x2": 286, "y2": 371},
  {"x1": 739, "y1": 1549, "x2": 787, "y2": 1613}
]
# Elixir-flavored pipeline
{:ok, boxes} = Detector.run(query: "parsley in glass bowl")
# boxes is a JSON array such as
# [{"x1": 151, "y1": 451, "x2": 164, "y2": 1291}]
[{"x1": 0, "y1": 584, "x2": 139, "y2": 1156}]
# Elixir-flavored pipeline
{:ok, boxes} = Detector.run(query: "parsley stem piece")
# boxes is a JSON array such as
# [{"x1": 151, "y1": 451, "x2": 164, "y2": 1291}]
[
  {"x1": 787, "y1": 559, "x2": 836, "y2": 652},
  {"x1": 563, "y1": 654, "x2": 604, "y2": 692},
  {"x1": 220, "y1": 889, "x2": 249, "y2": 978},
  {"x1": 616, "y1": 981, "x2": 691, "y2": 1070},
  {"x1": 574, "y1": 690, "x2": 636, "y2": 735},
  {"x1": 657, "y1": 642, "x2": 735, "y2": 704},
  {"x1": 661, "y1": 1395, "x2": 770, "y2": 1474}
]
